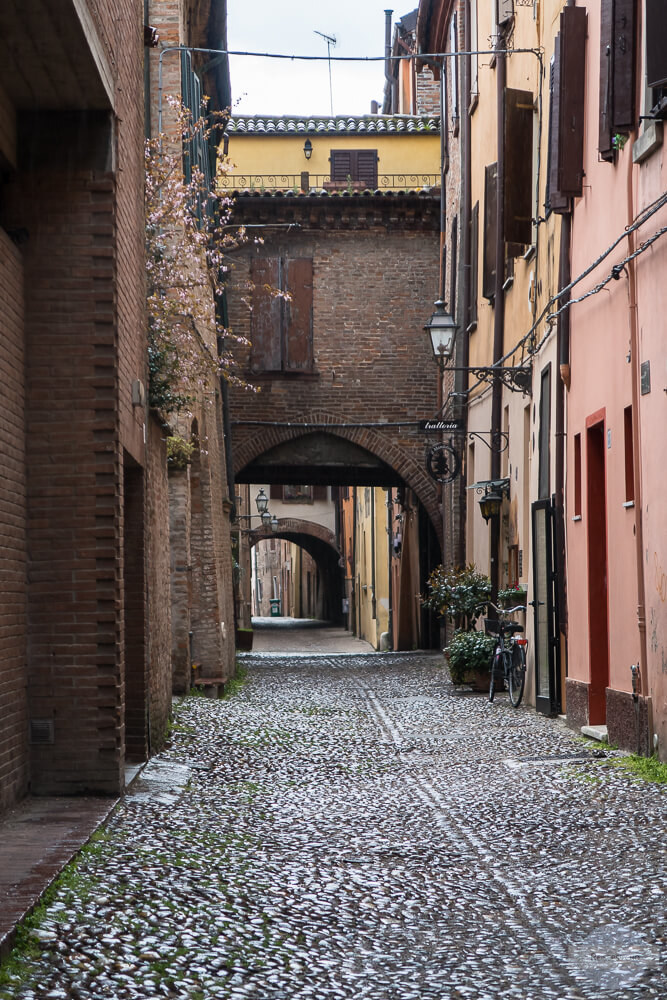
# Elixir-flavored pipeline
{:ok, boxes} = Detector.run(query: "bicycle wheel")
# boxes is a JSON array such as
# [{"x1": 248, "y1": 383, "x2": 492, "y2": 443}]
[
  {"x1": 489, "y1": 650, "x2": 497, "y2": 702},
  {"x1": 508, "y1": 643, "x2": 526, "y2": 707}
]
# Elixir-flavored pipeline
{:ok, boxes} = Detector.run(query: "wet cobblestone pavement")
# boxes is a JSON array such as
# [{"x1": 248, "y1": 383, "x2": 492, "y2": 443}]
[{"x1": 3, "y1": 652, "x2": 666, "y2": 999}]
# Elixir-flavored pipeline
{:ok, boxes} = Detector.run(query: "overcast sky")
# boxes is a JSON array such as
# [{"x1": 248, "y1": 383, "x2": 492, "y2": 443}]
[{"x1": 227, "y1": 1, "x2": 400, "y2": 117}]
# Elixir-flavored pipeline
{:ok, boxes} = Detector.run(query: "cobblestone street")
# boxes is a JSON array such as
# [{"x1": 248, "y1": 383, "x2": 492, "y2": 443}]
[{"x1": 3, "y1": 651, "x2": 666, "y2": 1000}]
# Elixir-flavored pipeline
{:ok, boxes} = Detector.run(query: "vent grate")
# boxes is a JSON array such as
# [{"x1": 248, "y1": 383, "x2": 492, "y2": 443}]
[{"x1": 29, "y1": 719, "x2": 54, "y2": 744}]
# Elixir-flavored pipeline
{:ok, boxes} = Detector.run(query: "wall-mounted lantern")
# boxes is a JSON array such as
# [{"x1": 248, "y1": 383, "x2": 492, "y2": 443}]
[
  {"x1": 471, "y1": 478, "x2": 511, "y2": 522},
  {"x1": 255, "y1": 488, "x2": 269, "y2": 514},
  {"x1": 303, "y1": 138, "x2": 313, "y2": 160},
  {"x1": 424, "y1": 300, "x2": 458, "y2": 369}
]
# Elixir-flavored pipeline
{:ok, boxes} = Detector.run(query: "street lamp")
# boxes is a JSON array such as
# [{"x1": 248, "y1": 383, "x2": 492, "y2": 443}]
[
  {"x1": 424, "y1": 300, "x2": 458, "y2": 368},
  {"x1": 255, "y1": 488, "x2": 269, "y2": 514},
  {"x1": 261, "y1": 510, "x2": 272, "y2": 528},
  {"x1": 476, "y1": 479, "x2": 510, "y2": 523},
  {"x1": 270, "y1": 514, "x2": 279, "y2": 532}
]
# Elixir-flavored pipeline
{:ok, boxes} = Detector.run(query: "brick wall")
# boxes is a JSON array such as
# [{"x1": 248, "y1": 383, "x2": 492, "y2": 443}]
[
  {"x1": 0, "y1": 227, "x2": 28, "y2": 811},
  {"x1": 169, "y1": 468, "x2": 192, "y2": 693},
  {"x1": 146, "y1": 415, "x2": 172, "y2": 750},
  {"x1": 226, "y1": 201, "x2": 443, "y2": 543}
]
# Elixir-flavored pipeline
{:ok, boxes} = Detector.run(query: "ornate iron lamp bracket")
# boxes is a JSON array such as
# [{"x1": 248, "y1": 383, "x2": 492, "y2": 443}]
[{"x1": 468, "y1": 430, "x2": 509, "y2": 454}]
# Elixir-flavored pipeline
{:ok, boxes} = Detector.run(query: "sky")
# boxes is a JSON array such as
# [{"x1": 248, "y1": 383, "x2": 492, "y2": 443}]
[{"x1": 226, "y1": 1, "x2": 400, "y2": 117}]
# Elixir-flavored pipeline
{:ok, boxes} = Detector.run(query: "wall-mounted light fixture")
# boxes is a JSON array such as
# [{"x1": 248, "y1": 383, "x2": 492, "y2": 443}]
[
  {"x1": 255, "y1": 488, "x2": 269, "y2": 514},
  {"x1": 303, "y1": 138, "x2": 313, "y2": 160},
  {"x1": 470, "y1": 478, "x2": 511, "y2": 522},
  {"x1": 424, "y1": 299, "x2": 458, "y2": 369}
]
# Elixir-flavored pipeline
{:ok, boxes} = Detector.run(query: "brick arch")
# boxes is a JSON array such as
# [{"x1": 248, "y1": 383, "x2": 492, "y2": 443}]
[
  {"x1": 233, "y1": 411, "x2": 443, "y2": 547},
  {"x1": 248, "y1": 517, "x2": 340, "y2": 555}
]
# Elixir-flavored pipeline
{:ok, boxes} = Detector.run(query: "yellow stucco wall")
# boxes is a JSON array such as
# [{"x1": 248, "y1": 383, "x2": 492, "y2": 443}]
[{"x1": 221, "y1": 132, "x2": 440, "y2": 190}]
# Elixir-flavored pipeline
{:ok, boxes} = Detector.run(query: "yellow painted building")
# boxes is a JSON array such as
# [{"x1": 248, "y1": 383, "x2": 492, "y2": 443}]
[{"x1": 220, "y1": 114, "x2": 440, "y2": 193}]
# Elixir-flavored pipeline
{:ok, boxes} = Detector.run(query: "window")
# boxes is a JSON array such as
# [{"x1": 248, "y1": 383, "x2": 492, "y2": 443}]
[
  {"x1": 269, "y1": 485, "x2": 328, "y2": 502},
  {"x1": 180, "y1": 51, "x2": 213, "y2": 223},
  {"x1": 538, "y1": 365, "x2": 551, "y2": 500},
  {"x1": 483, "y1": 164, "x2": 497, "y2": 301},
  {"x1": 623, "y1": 406, "x2": 635, "y2": 503},
  {"x1": 599, "y1": 0, "x2": 637, "y2": 160},
  {"x1": 250, "y1": 257, "x2": 313, "y2": 373},
  {"x1": 504, "y1": 89, "x2": 534, "y2": 248},
  {"x1": 329, "y1": 149, "x2": 378, "y2": 189},
  {"x1": 573, "y1": 432, "x2": 582, "y2": 516},
  {"x1": 646, "y1": 0, "x2": 667, "y2": 118}
]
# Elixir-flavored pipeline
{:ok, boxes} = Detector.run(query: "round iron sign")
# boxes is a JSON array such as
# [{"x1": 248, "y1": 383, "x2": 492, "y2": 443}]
[{"x1": 426, "y1": 443, "x2": 460, "y2": 484}]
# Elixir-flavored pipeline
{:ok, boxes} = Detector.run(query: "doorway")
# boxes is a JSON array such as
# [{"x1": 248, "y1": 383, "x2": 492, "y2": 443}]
[{"x1": 586, "y1": 417, "x2": 609, "y2": 725}]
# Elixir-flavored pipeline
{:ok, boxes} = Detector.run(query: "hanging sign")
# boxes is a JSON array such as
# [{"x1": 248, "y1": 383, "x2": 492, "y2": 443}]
[
  {"x1": 419, "y1": 419, "x2": 464, "y2": 433},
  {"x1": 426, "y1": 443, "x2": 461, "y2": 484}
]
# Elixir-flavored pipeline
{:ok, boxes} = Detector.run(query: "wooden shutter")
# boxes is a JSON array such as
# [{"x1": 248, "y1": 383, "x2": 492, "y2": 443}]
[
  {"x1": 285, "y1": 258, "x2": 313, "y2": 371},
  {"x1": 612, "y1": 0, "x2": 636, "y2": 131},
  {"x1": 250, "y1": 258, "x2": 282, "y2": 371},
  {"x1": 646, "y1": 0, "x2": 667, "y2": 87},
  {"x1": 331, "y1": 150, "x2": 352, "y2": 183},
  {"x1": 313, "y1": 485, "x2": 328, "y2": 500},
  {"x1": 269, "y1": 485, "x2": 282, "y2": 500},
  {"x1": 599, "y1": 0, "x2": 614, "y2": 160},
  {"x1": 470, "y1": 201, "x2": 479, "y2": 325},
  {"x1": 557, "y1": 7, "x2": 586, "y2": 198},
  {"x1": 449, "y1": 215, "x2": 458, "y2": 319},
  {"x1": 330, "y1": 149, "x2": 378, "y2": 187},
  {"x1": 547, "y1": 44, "x2": 570, "y2": 214},
  {"x1": 599, "y1": 0, "x2": 636, "y2": 159},
  {"x1": 483, "y1": 163, "x2": 497, "y2": 301},
  {"x1": 504, "y1": 89, "x2": 533, "y2": 246}
]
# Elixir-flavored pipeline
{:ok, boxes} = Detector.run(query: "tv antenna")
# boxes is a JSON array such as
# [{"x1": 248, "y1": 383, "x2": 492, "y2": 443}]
[{"x1": 314, "y1": 30, "x2": 336, "y2": 116}]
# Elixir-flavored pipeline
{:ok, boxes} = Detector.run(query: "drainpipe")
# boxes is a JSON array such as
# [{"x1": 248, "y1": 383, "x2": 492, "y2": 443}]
[
  {"x1": 385, "y1": 10, "x2": 395, "y2": 113},
  {"x1": 626, "y1": 111, "x2": 649, "y2": 727},
  {"x1": 371, "y1": 489, "x2": 377, "y2": 623},
  {"x1": 458, "y1": 0, "x2": 472, "y2": 569},
  {"x1": 490, "y1": 39, "x2": 507, "y2": 596},
  {"x1": 386, "y1": 491, "x2": 394, "y2": 650}
]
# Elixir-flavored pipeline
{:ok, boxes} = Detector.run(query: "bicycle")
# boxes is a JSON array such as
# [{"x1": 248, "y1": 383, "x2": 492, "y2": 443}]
[{"x1": 485, "y1": 603, "x2": 528, "y2": 707}]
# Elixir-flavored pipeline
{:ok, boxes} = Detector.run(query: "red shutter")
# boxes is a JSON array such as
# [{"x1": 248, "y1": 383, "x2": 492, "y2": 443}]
[
  {"x1": 611, "y1": 0, "x2": 636, "y2": 131},
  {"x1": 250, "y1": 258, "x2": 282, "y2": 371},
  {"x1": 557, "y1": 6, "x2": 586, "y2": 198},
  {"x1": 285, "y1": 258, "x2": 313, "y2": 371},
  {"x1": 599, "y1": 0, "x2": 614, "y2": 160},
  {"x1": 504, "y1": 88, "x2": 534, "y2": 246},
  {"x1": 646, "y1": 0, "x2": 667, "y2": 87},
  {"x1": 483, "y1": 163, "x2": 497, "y2": 301}
]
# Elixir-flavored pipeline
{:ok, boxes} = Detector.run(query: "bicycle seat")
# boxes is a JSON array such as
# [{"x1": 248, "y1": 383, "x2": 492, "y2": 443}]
[{"x1": 500, "y1": 622, "x2": 524, "y2": 635}]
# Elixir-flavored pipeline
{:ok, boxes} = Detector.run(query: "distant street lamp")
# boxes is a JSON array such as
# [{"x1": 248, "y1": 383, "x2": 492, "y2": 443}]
[
  {"x1": 270, "y1": 514, "x2": 279, "y2": 532},
  {"x1": 255, "y1": 488, "x2": 269, "y2": 514}
]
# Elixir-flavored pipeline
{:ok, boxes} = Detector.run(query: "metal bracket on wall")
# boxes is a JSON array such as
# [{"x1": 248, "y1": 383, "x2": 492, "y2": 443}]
[{"x1": 468, "y1": 430, "x2": 509, "y2": 454}]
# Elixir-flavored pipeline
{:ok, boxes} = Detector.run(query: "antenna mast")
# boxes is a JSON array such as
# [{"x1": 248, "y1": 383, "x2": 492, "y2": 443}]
[{"x1": 314, "y1": 30, "x2": 336, "y2": 116}]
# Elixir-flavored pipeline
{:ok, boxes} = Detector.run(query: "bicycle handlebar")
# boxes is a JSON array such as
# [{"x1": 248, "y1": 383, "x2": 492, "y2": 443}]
[{"x1": 487, "y1": 603, "x2": 526, "y2": 616}]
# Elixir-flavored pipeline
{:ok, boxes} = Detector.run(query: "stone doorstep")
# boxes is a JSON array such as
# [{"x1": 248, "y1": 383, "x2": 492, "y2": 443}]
[{"x1": 581, "y1": 724, "x2": 609, "y2": 743}]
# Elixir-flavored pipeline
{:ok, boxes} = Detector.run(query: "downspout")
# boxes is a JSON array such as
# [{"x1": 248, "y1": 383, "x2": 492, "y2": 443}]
[
  {"x1": 352, "y1": 487, "x2": 358, "y2": 634},
  {"x1": 371, "y1": 489, "x2": 377, "y2": 625},
  {"x1": 385, "y1": 10, "x2": 395, "y2": 113},
  {"x1": 490, "y1": 38, "x2": 507, "y2": 596},
  {"x1": 386, "y1": 491, "x2": 394, "y2": 650},
  {"x1": 458, "y1": 0, "x2": 472, "y2": 568},
  {"x1": 626, "y1": 86, "x2": 649, "y2": 731}
]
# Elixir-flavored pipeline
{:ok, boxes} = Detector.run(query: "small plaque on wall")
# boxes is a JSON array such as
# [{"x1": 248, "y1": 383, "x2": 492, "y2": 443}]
[{"x1": 641, "y1": 360, "x2": 651, "y2": 395}]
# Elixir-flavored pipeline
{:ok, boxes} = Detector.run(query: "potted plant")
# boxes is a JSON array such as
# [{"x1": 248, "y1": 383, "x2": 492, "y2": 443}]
[
  {"x1": 423, "y1": 564, "x2": 493, "y2": 688},
  {"x1": 497, "y1": 584, "x2": 527, "y2": 609}
]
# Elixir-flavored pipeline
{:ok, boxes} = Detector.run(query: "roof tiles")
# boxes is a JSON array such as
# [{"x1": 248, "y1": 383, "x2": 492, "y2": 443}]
[{"x1": 225, "y1": 115, "x2": 440, "y2": 136}]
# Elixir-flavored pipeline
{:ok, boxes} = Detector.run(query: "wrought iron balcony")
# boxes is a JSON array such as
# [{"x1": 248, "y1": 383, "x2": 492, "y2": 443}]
[{"x1": 218, "y1": 173, "x2": 441, "y2": 195}]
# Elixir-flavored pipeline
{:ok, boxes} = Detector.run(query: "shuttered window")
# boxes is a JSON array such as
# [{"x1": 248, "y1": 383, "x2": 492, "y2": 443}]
[
  {"x1": 547, "y1": 9, "x2": 587, "y2": 211},
  {"x1": 599, "y1": 0, "x2": 637, "y2": 160},
  {"x1": 646, "y1": 0, "x2": 667, "y2": 116},
  {"x1": 330, "y1": 149, "x2": 378, "y2": 188},
  {"x1": 469, "y1": 202, "x2": 479, "y2": 328},
  {"x1": 504, "y1": 89, "x2": 534, "y2": 247},
  {"x1": 483, "y1": 164, "x2": 497, "y2": 302},
  {"x1": 250, "y1": 257, "x2": 314, "y2": 373}
]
